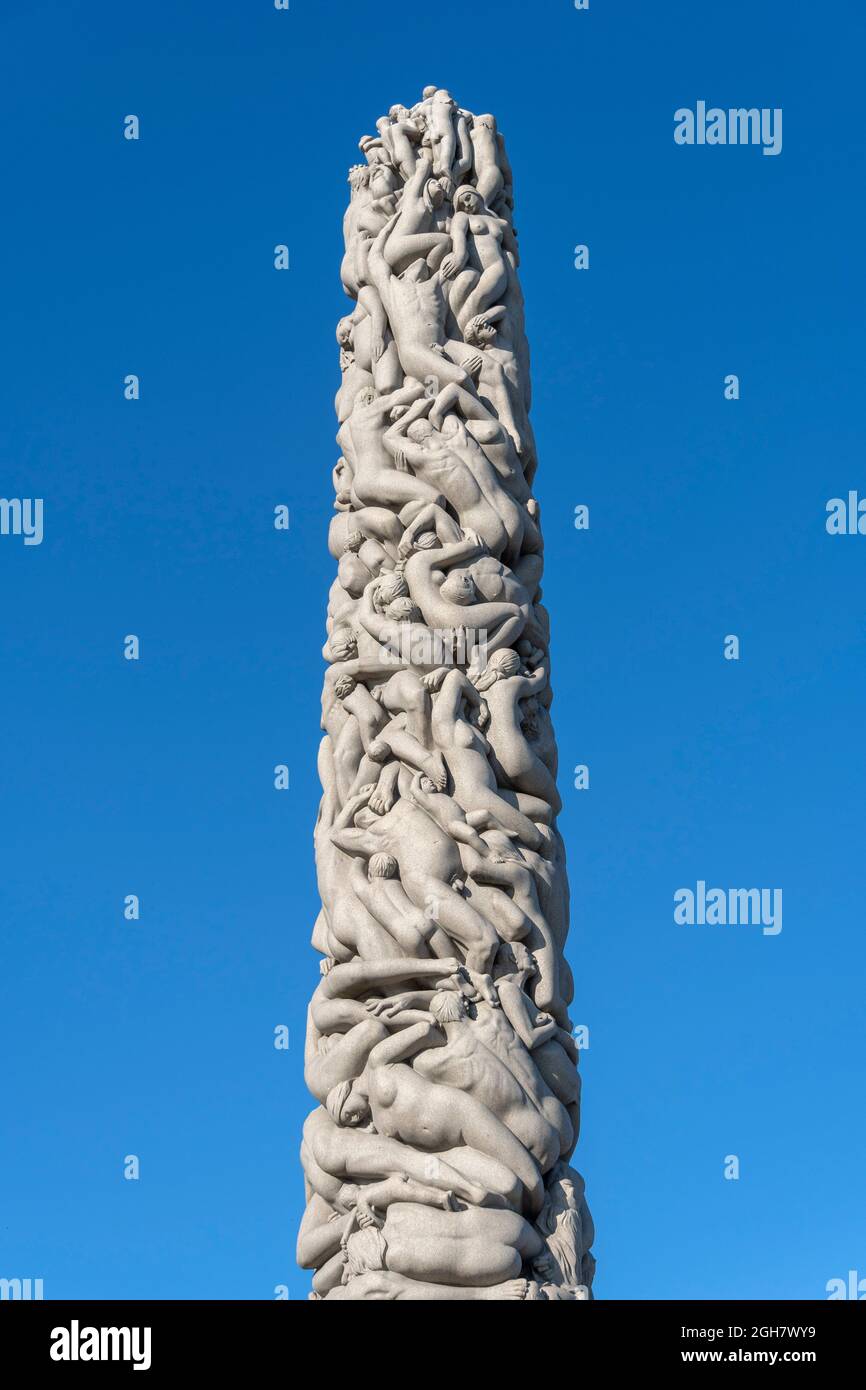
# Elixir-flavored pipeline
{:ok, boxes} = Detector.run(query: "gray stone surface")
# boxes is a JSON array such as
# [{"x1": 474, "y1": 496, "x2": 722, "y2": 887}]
[{"x1": 298, "y1": 88, "x2": 595, "y2": 1302}]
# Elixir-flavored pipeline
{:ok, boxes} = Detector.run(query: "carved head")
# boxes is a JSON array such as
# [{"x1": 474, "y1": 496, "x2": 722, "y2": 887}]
[
  {"x1": 368, "y1": 853, "x2": 398, "y2": 880},
  {"x1": 430, "y1": 990, "x2": 466, "y2": 1025},
  {"x1": 355, "y1": 385, "x2": 377, "y2": 409},
  {"x1": 370, "y1": 164, "x2": 399, "y2": 198},
  {"x1": 439, "y1": 568, "x2": 476, "y2": 606},
  {"x1": 333, "y1": 672, "x2": 357, "y2": 702},
  {"x1": 375, "y1": 571, "x2": 409, "y2": 608},
  {"x1": 424, "y1": 179, "x2": 445, "y2": 212},
  {"x1": 454, "y1": 186, "x2": 482, "y2": 214},
  {"x1": 475, "y1": 647, "x2": 521, "y2": 690},
  {"x1": 330, "y1": 632, "x2": 358, "y2": 666},
  {"x1": 347, "y1": 164, "x2": 370, "y2": 194},
  {"x1": 344, "y1": 1227, "x2": 387, "y2": 1277},
  {"x1": 407, "y1": 419, "x2": 434, "y2": 444},
  {"x1": 385, "y1": 597, "x2": 422, "y2": 623},
  {"x1": 463, "y1": 315, "x2": 497, "y2": 348},
  {"x1": 326, "y1": 1081, "x2": 370, "y2": 1128}
]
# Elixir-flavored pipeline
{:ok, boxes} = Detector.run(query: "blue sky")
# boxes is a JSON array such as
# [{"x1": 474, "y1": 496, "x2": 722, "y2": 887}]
[{"x1": 1, "y1": 0, "x2": 863, "y2": 1300}]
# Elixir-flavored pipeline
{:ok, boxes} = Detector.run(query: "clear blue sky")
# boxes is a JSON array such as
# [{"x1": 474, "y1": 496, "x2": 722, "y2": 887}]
[{"x1": 2, "y1": 0, "x2": 864, "y2": 1301}]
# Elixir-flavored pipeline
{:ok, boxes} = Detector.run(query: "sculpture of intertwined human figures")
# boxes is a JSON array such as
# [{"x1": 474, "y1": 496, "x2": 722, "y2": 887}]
[{"x1": 298, "y1": 87, "x2": 595, "y2": 1302}]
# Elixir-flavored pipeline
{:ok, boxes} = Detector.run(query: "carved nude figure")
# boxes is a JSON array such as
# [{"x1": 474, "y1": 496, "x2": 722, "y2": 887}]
[
  {"x1": 375, "y1": 105, "x2": 423, "y2": 182},
  {"x1": 329, "y1": 784, "x2": 501, "y2": 973},
  {"x1": 410, "y1": 990, "x2": 565, "y2": 1171},
  {"x1": 403, "y1": 534, "x2": 528, "y2": 655},
  {"x1": 339, "y1": 381, "x2": 444, "y2": 511},
  {"x1": 332, "y1": 1020, "x2": 544, "y2": 1214},
  {"x1": 424, "y1": 88, "x2": 459, "y2": 194},
  {"x1": 335, "y1": 302, "x2": 401, "y2": 415},
  {"x1": 366, "y1": 220, "x2": 475, "y2": 392},
  {"x1": 430, "y1": 668, "x2": 550, "y2": 851},
  {"x1": 442, "y1": 186, "x2": 516, "y2": 330},
  {"x1": 317, "y1": 1203, "x2": 541, "y2": 1297},
  {"x1": 301, "y1": 1106, "x2": 489, "y2": 1209},
  {"x1": 304, "y1": 954, "x2": 464, "y2": 1103},
  {"x1": 469, "y1": 113, "x2": 506, "y2": 206},
  {"x1": 475, "y1": 648, "x2": 561, "y2": 811},
  {"x1": 385, "y1": 398, "x2": 538, "y2": 568},
  {"x1": 381, "y1": 154, "x2": 451, "y2": 276}
]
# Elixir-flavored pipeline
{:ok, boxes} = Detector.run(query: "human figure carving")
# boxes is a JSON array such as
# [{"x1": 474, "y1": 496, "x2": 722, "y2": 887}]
[
  {"x1": 385, "y1": 398, "x2": 538, "y2": 568},
  {"x1": 375, "y1": 105, "x2": 423, "y2": 183},
  {"x1": 304, "y1": 955, "x2": 463, "y2": 1103},
  {"x1": 331, "y1": 1019, "x2": 545, "y2": 1215},
  {"x1": 403, "y1": 535, "x2": 528, "y2": 657},
  {"x1": 311, "y1": 1202, "x2": 542, "y2": 1297},
  {"x1": 339, "y1": 381, "x2": 444, "y2": 511},
  {"x1": 367, "y1": 219, "x2": 475, "y2": 393},
  {"x1": 329, "y1": 784, "x2": 501, "y2": 974},
  {"x1": 410, "y1": 990, "x2": 565, "y2": 1171},
  {"x1": 302, "y1": 1106, "x2": 490, "y2": 1209},
  {"x1": 475, "y1": 648, "x2": 562, "y2": 811},
  {"x1": 469, "y1": 113, "x2": 506, "y2": 206},
  {"x1": 381, "y1": 154, "x2": 451, "y2": 276},
  {"x1": 442, "y1": 185, "x2": 517, "y2": 330},
  {"x1": 430, "y1": 668, "x2": 550, "y2": 851}
]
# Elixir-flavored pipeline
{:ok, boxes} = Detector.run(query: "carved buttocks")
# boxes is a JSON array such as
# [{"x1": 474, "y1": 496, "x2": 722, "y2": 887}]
[{"x1": 299, "y1": 89, "x2": 594, "y2": 1303}]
